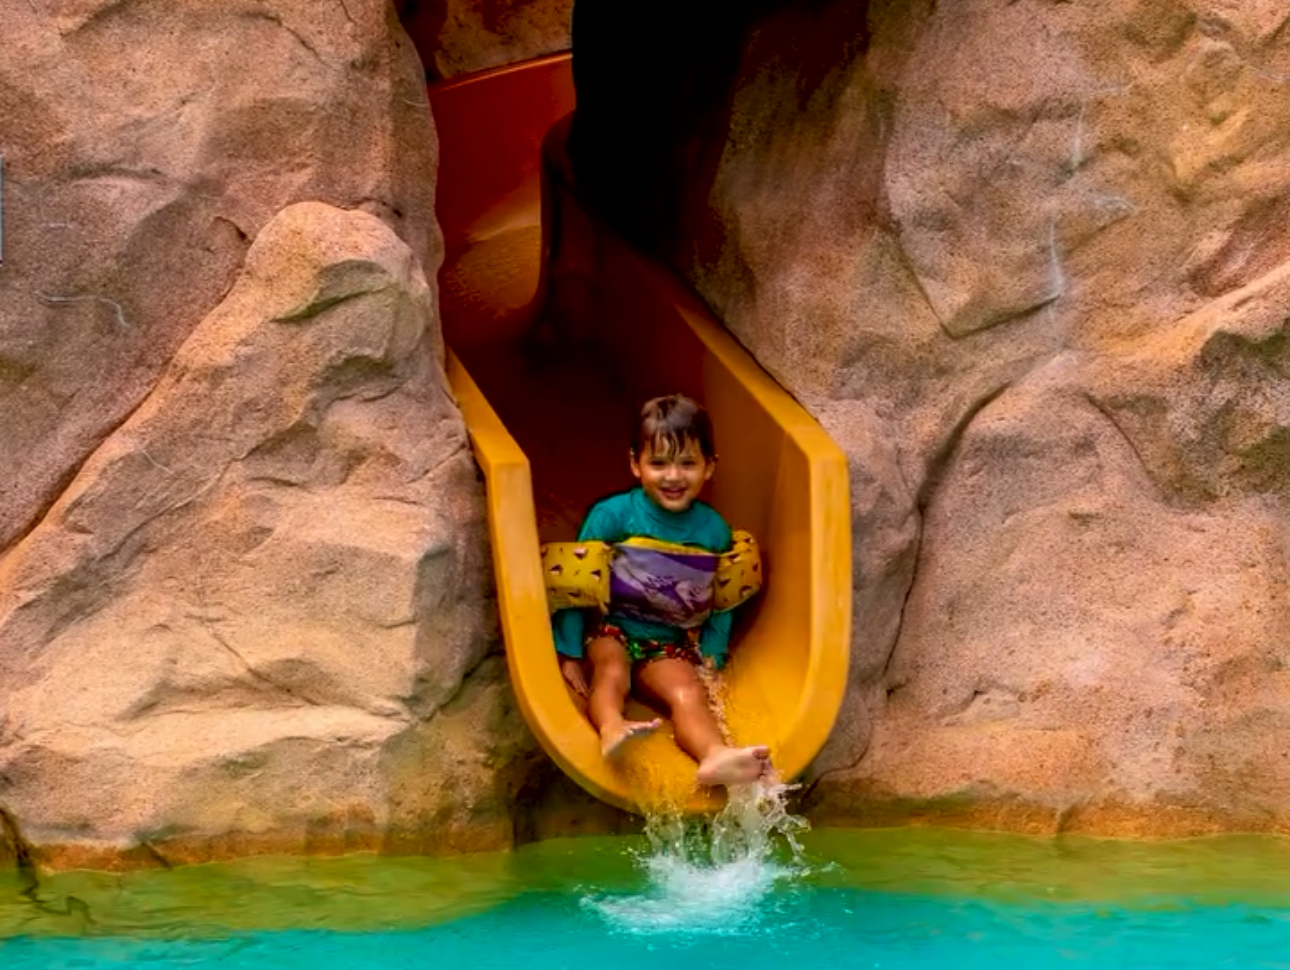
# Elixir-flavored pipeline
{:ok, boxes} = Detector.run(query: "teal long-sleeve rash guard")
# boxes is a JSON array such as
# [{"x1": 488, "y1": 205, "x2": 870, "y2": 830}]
[{"x1": 551, "y1": 487, "x2": 734, "y2": 667}]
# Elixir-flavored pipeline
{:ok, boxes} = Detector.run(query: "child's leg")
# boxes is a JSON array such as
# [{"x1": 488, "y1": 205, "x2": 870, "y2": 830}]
[
  {"x1": 586, "y1": 635, "x2": 661, "y2": 757},
  {"x1": 634, "y1": 658, "x2": 770, "y2": 786}
]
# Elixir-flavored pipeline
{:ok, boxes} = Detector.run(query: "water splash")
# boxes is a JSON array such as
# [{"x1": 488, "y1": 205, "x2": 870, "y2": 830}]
[{"x1": 584, "y1": 777, "x2": 810, "y2": 936}]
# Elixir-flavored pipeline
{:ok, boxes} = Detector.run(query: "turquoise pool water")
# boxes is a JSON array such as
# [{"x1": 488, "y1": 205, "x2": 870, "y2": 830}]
[{"x1": 3, "y1": 827, "x2": 1288, "y2": 969}]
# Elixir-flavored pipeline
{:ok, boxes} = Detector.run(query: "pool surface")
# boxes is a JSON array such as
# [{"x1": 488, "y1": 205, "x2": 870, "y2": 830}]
[{"x1": 3, "y1": 826, "x2": 1288, "y2": 969}]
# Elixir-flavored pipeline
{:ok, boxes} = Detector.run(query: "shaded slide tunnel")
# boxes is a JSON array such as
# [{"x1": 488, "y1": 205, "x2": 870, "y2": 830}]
[{"x1": 427, "y1": 54, "x2": 850, "y2": 812}]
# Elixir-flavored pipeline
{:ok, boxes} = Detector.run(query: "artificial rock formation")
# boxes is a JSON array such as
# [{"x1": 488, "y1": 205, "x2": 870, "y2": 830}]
[
  {"x1": 5, "y1": 0, "x2": 1287, "y2": 865},
  {"x1": 572, "y1": 0, "x2": 1290, "y2": 833},
  {"x1": 0, "y1": 202, "x2": 512, "y2": 865},
  {"x1": 398, "y1": 0, "x2": 572, "y2": 79},
  {"x1": 0, "y1": 0, "x2": 436, "y2": 553},
  {"x1": 0, "y1": 0, "x2": 573, "y2": 866}
]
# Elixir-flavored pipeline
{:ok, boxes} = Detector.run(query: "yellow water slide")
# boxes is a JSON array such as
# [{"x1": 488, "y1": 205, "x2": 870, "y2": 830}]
[{"x1": 428, "y1": 55, "x2": 851, "y2": 812}]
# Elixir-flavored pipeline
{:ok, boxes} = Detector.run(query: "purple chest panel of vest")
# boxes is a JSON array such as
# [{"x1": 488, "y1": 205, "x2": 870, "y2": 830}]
[{"x1": 608, "y1": 544, "x2": 717, "y2": 629}]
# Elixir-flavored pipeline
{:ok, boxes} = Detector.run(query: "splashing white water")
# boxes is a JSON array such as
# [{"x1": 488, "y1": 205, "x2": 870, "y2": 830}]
[{"x1": 585, "y1": 777, "x2": 810, "y2": 936}]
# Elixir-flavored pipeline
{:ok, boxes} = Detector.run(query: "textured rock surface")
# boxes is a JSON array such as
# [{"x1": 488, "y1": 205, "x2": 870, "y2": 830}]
[
  {"x1": 398, "y1": 0, "x2": 572, "y2": 79},
  {"x1": 0, "y1": 202, "x2": 513, "y2": 865},
  {"x1": 572, "y1": 0, "x2": 1290, "y2": 833},
  {"x1": 0, "y1": 0, "x2": 632, "y2": 870},
  {"x1": 5, "y1": 0, "x2": 1288, "y2": 865},
  {"x1": 0, "y1": 0, "x2": 436, "y2": 553}
]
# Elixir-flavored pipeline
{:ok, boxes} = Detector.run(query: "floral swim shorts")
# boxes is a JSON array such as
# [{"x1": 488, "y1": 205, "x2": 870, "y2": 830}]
[{"x1": 593, "y1": 622, "x2": 703, "y2": 665}]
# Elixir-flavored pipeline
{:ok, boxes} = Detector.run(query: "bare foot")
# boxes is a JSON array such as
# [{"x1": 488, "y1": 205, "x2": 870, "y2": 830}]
[
  {"x1": 695, "y1": 745, "x2": 771, "y2": 786},
  {"x1": 600, "y1": 718, "x2": 663, "y2": 758}
]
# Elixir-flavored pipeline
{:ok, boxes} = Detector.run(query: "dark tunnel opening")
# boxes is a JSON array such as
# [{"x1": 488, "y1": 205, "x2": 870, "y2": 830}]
[
  {"x1": 569, "y1": 0, "x2": 871, "y2": 257},
  {"x1": 399, "y1": 0, "x2": 872, "y2": 258}
]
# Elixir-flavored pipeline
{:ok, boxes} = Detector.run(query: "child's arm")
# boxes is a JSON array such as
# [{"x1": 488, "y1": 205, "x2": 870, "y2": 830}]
[
  {"x1": 553, "y1": 609, "x2": 587, "y2": 659},
  {"x1": 698, "y1": 609, "x2": 734, "y2": 669},
  {"x1": 552, "y1": 496, "x2": 630, "y2": 659},
  {"x1": 697, "y1": 512, "x2": 736, "y2": 668}
]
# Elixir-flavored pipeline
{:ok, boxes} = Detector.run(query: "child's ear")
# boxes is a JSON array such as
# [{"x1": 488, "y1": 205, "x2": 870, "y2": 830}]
[
  {"x1": 703, "y1": 455, "x2": 717, "y2": 481},
  {"x1": 629, "y1": 449, "x2": 642, "y2": 479}
]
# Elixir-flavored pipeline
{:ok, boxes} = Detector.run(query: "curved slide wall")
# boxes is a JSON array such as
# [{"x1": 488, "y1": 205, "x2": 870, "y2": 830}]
[{"x1": 428, "y1": 55, "x2": 851, "y2": 812}]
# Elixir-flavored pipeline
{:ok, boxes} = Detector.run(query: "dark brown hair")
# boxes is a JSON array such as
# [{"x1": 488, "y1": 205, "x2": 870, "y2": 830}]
[{"x1": 632, "y1": 394, "x2": 716, "y2": 460}]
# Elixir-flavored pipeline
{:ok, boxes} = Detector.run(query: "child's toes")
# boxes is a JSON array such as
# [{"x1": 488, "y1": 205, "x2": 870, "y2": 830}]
[{"x1": 696, "y1": 745, "x2": 771, "y2": 786}]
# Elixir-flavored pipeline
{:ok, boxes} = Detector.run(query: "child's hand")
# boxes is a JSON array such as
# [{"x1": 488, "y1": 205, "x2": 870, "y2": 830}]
[{"x1": 560, "y1": 656, "x2": 589, "y2": 697}]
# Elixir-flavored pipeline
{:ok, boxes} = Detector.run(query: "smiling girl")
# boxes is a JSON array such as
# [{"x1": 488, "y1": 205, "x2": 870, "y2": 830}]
[{"x1": 552, "y1": 394, "x2": 770, "y2": 787}]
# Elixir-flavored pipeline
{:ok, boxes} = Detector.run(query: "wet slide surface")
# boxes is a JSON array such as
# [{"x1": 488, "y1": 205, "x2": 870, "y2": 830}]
[
  {"x1": 457, "y1": 338, "x2": 636, "y2": 543},
  {"x1": 429, "y1": 56, "x2": 628, "y2": 536},
  {"x1": 428, "y1": 55, "x2": 850, "y2": 812}
]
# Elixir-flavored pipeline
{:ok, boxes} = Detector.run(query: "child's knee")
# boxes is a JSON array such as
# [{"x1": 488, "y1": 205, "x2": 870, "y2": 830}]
[
  {"x1": 588, "y1": 637, "x2": 631, "y2": 682},
  {"x1": 666, "y1": 683, "x2": 708, "y2": 713},
  {"x1": 595, "y1": 660, "x2": 630, "y2": 687},
  {"x1": 587, "y1": 634, "x2": 628, "y2": 663}
]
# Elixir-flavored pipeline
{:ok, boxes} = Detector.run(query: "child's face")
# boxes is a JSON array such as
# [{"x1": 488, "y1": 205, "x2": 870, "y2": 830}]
[{"x1": 630, "y1": 438, "x2": 715, "y2": 513}]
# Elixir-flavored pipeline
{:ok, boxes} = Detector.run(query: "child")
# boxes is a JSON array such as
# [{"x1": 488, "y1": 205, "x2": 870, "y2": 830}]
[{"x1": 553, "y1": 394, "x2": 771, "y2": 787}]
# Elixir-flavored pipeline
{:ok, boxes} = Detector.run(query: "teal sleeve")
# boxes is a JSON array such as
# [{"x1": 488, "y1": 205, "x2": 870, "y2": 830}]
[
  {"x1": 698, "y1": 608, "x2": 733, "y2": 667},
  {"x1": 697, "y1": 511, "x2": 734, "y2": 666},
  {"x1": 553, "y1": 608, "x2": 587, "y2": 659},
  {"x1": 552, "y1": 496, "x2": 631, "y2": 658}
]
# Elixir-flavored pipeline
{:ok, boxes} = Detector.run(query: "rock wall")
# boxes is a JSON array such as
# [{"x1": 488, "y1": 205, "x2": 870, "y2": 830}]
[
  {"x1": 6, "y1": 0, "x2": 1287, "y2": 864},
  {"x1": 0, "y1": 1, "x2": 565, "y2": 867},
  {"x1": 1, "y1": 0, "x2": 436, "y2": 553},
  {"x1": 572, "y1": 0, "x2": 1290, "y2": 834},
  {"x1": 1, "y1": 200, "x2": 508, "y2": 865}
]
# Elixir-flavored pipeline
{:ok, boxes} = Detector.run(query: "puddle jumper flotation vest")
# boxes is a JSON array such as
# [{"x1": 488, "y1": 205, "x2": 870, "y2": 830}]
[{"x1": 540, "y1": 531, "x2": 762, "y2": 629}]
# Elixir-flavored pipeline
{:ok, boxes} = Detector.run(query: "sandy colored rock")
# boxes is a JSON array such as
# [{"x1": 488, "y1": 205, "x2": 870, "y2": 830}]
[
  {"x1": 399, "y1": 0, "x2": 571, "y2": 79},
  {"x1": 0, "y1": 202, "x2": 525, "y2": 862},
  {"x1": 851, "y1": 347, "x2": 1290, "y2": 831},
  {"x1": 0, "y1": 0, "x2": 436, "y2": 552},
  {"x1": 5, "y1": 0, "x2": 1289, "y2": 859},
  {"x1": 573, "y1": 0, "x2": 1290, "y2": 831}
]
